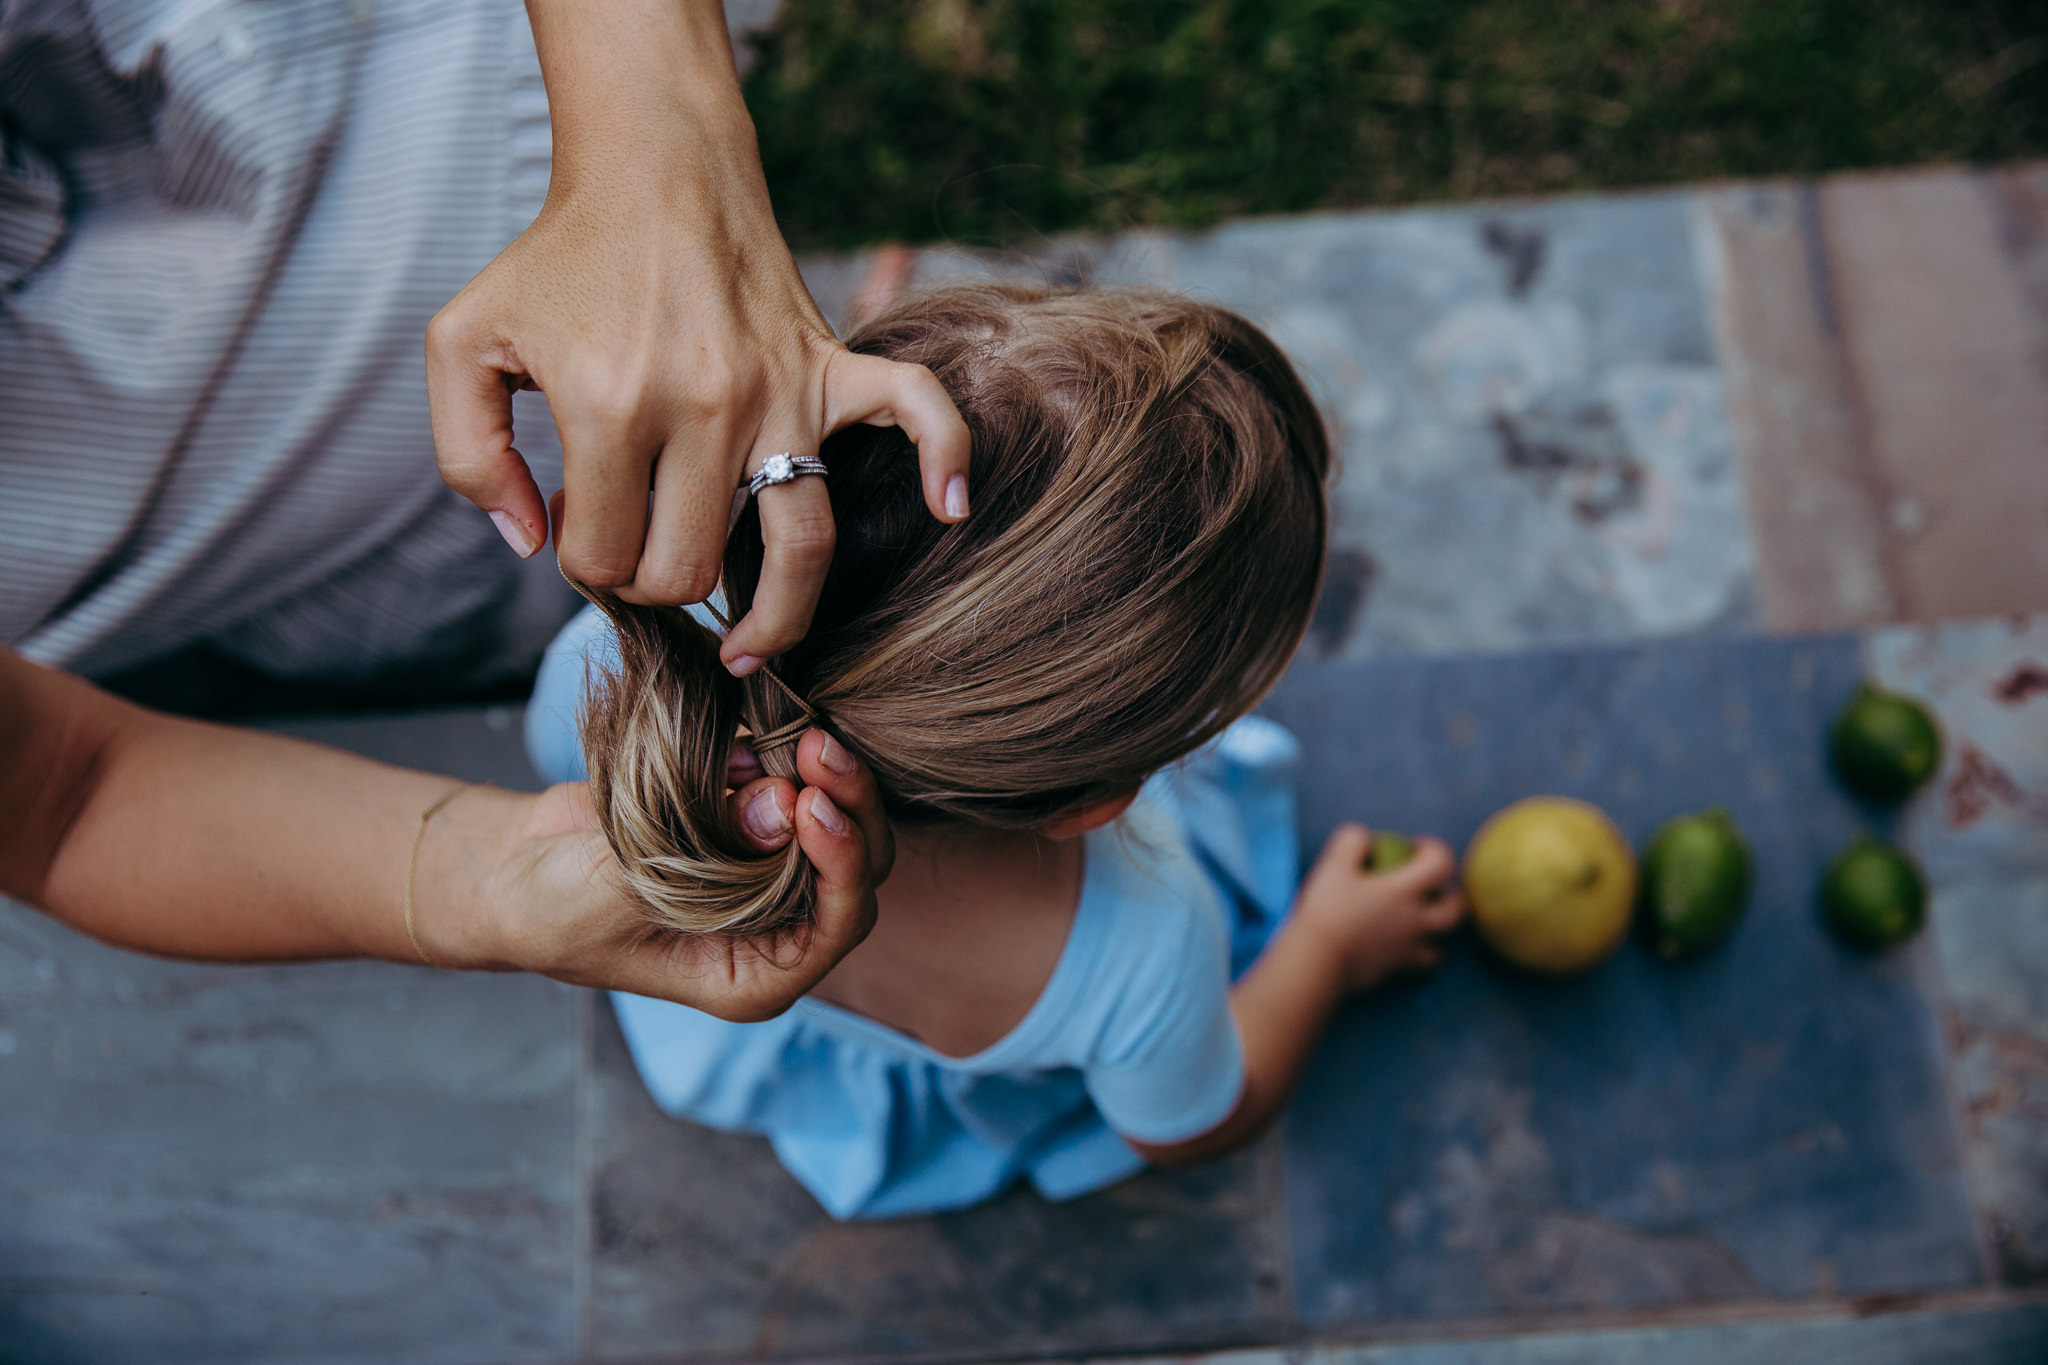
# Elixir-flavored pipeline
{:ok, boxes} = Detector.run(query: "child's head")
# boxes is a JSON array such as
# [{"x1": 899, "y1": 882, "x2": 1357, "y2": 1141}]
[{"x1": 580, "y1": 284, "x2": 1330, "y2": 936}]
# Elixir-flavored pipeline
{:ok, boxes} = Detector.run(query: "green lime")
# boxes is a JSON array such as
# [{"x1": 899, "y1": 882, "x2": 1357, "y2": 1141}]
[
  {"x1": 1640, "y1": 806, "x2": 1754, "y2": 957},
  {"x1": 1369, "y1": 831, "x2": 1416, "y2": 873},
  {"x1": 1820, "y1": 836, "x2": 1927, "y2": 950},
  {"x1": 1830, "y1": 683, "x2": 1942, "y2": 803}
]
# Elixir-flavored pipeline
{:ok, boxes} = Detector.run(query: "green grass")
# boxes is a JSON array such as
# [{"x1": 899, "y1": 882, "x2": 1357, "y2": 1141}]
[{"x1": 742, "y1": 0, "x2": 2048, "y2": 250}]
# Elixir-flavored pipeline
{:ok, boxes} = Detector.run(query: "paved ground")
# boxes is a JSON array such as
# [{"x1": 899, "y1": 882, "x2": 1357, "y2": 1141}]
[{"x1": 3, "y1": 162, "x2": 2046, "y2": 1361}]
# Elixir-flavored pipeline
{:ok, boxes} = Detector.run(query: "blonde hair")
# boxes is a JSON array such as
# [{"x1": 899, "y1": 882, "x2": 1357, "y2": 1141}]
[{"x1": 579, "y1": 285, "x2": 1330, "y2": 937}]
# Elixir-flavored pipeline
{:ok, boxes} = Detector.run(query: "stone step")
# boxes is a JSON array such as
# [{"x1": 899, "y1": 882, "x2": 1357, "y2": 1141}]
[
  {"x1": 1702, "y1": 165, "x2": 2048, "y2": 634},
  {"x1": 802, "y1": 161, "x2": 2048, "y2": 655}
]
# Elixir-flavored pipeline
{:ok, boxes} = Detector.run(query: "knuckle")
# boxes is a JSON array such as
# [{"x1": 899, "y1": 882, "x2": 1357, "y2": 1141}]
[
  {"x1": 677, "y1": 357, "x2": 752, "y2": 419},
  {"x1": 640, "y1": 558, "x2": 719, "y2": 604},
  {"x1": 747, "y1": 619, "x2": 809, "y2": 657},
  {"x1": 434, "y1": 445, "x2": 488, "y2": 484},
  {"x1": 560, "y1": 546, "x2": 637, "y2": 589},
  {"x1": 570, "y1": 380, "x2": 642, "y2": 439},
  {"x1": 423, "y1": 303, "x2": 470, "y2": 357},
  {"x1": 769, "y1": 510, "x2": 837, "y2": 567}
]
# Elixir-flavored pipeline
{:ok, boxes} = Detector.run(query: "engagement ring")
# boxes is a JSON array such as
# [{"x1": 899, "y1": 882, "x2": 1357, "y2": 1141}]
[{"x1": 747, "y1": 452, "x2": 829, "y2": 497}]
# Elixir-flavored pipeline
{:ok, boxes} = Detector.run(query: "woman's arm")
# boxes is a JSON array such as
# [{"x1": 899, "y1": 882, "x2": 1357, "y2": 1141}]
[
  {"x1": 1127, "y1": 828, "x2": 1465, "y2": 1167},
  {"x1": 425, "y1": 0, "x2": 971, "y2": 668},
  {"x1": 0, "y1": 648, "x2": 889, "y2": 1019}
]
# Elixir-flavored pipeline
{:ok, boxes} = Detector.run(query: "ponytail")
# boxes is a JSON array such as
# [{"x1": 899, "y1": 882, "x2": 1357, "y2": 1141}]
[{"x1": 576, "y1": 586, "x2": 818, "y2": 937}]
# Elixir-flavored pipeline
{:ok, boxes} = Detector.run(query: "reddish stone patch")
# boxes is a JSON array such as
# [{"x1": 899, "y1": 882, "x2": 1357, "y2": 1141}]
[
  {"x1": 1992, "y1": 661, "x2": 2048, "y2": 704},
  {"x1": 1945, "y1": 743, "x2": 2044, "y2": 826}
]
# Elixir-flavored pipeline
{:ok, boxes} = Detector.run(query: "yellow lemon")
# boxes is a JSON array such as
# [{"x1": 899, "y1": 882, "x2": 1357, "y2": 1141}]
[{"x1": 1464, "y1": 796, "x2": 1637, "y2": 974}]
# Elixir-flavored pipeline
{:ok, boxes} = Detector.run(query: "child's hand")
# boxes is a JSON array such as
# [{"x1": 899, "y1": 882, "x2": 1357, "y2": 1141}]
[{"x1": 1293, "y1": 825, "x2": 1467, "y2": 991}]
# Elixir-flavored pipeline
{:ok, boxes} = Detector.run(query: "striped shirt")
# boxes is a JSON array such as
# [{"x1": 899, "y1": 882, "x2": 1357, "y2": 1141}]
[{"x1": 0, "y1": 0, "x2": 577, "y2": 691}]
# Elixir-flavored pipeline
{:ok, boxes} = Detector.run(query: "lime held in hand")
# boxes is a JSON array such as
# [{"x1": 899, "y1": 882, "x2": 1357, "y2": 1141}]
[
  {"x1": 1640, "y1": 807, "x2": 1754, "y2": 958},
  {"x1": 1369, "y1": 831, "x2": 1416, "y2": 873},
  {"x1": 1830, "y1": 683, "x2": 1942, "y2": 803},
  {"x1": 1821, "y1": 836, "x2": 1927, "y2": 950}
]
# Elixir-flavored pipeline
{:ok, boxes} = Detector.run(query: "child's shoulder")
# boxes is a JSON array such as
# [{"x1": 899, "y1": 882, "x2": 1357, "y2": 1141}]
[{"x1": 1059, "y1": 793, "x2": 1236, "y2": 1057}]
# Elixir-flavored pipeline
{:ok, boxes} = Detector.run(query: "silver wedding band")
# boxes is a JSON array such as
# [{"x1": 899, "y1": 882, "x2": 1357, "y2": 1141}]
[{"x1": 746, "y1": 452, "x2": 829, "y2": 498}]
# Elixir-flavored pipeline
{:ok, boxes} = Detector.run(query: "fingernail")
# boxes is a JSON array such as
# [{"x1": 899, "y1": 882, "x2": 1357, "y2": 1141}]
[
  {"x1": 730, "y1": 741, "x2": 762, "y2": 777},
  {"x1": 489, "y1": 510, "x2": 538, "y2": 558},
  {"x1": 726, "y1": 654, "x2": 764, "y2": 678},
  {"x1": 944, "y1": 474, "x2": 970, "y2": 520},
  {"x1": 818, "y1": 733, "x2": 856, "y2": 775},
  {"x1": 744, "y1": 786, "x2": 792, "y2": 842},
  {"x1": 808, "y1": 789, "x2": 848, "y2": 837}
]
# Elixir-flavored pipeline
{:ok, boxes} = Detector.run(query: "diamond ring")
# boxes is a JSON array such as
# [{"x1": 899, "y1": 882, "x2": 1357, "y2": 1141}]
[{"x1": 746, "y1": 452, "x2": 829, "y2": 497}]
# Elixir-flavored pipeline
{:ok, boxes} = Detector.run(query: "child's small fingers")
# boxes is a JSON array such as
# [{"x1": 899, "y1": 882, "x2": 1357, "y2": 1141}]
[
  {"x1": 1385, "y1": 837, "x2": 1457, "y2": 893},
  {"x1": 1312, "y1": 823, "x2": 1375, "y2": 878},
  {"x1": 1419, "y1": 887, "x2": 1468, "y2": 931}
]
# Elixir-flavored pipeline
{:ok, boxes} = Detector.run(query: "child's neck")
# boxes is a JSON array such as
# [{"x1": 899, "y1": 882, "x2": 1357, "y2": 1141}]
[{"x1": 806, "y1": 822, "x2": 1084, "y2": 1058}]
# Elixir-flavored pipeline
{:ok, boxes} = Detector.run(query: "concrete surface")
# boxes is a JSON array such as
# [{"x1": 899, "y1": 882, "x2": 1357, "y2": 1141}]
[
  {"x1": 1872, "y1": 617, "x2": 2048, "y2": 1284},
  {"x1": 1262, "y1": 634, "x2": 1978, "y2": 1328},
  {"x1": 1096, "y1": 1299, "x2": 2048, "y2": 1365},
  {"x1": 1700, "y1": 166, "x2": 2048, "y2": 632}
]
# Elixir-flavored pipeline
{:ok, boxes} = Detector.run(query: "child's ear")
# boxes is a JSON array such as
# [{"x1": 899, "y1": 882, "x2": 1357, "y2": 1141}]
[{"x1": 1043, "y1": 790, "x2": 1139, "y2": 840}]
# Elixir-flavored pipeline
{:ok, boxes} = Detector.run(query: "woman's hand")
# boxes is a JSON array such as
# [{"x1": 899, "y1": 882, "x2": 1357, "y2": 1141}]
[
  {"x1": 425, "y1": 0, "x2": 969, "y2": 674},
  {"x1": 432, "y1": 730, "x2": 895, "y2": 1021}
]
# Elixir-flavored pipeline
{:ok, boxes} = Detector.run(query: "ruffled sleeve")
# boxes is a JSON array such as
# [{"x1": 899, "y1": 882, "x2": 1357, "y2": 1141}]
[{"x1": 1073, "y1": 798, "x2": 1247, "y2": 1146}]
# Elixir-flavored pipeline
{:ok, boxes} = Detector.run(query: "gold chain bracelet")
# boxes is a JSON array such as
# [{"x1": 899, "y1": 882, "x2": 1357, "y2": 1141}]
[{"x1": 403, "y1": 784, "x2": 473, "y2": 967}]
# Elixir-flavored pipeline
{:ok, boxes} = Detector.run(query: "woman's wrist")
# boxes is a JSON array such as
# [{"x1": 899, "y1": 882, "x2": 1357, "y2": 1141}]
[
  {"x1": 406, "y1": 784, "x2": 537, "y2": 973},
  {"x1": 526, "y1": 0, "x2": 754, "y2": 188}
]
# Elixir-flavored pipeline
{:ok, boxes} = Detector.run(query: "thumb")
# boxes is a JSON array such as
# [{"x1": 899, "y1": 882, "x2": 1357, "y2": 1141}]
[
  {"x1": 794, "y1": 787, "x2": 880, "y2": 971},
  {"x1": 425, "y1": 304, "x2": 548, "y2": 558}
]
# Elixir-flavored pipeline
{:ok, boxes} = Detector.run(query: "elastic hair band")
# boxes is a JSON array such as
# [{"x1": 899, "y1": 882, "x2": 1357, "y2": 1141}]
[
  {"x1": 556, "y1": 559, "x2": 826, "y2": 755},
  {"x1": 700, "y1": 597, "x2": 821, "y2": 755}
]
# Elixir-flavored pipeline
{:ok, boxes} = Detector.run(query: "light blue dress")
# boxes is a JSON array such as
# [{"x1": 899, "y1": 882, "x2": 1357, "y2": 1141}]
[{"x1": 526, "y1": 606, "x2": 1303, "y2": 1219}]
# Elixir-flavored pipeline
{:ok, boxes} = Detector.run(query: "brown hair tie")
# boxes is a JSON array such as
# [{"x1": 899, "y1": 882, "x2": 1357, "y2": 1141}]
[
  {"x1": 556, "y1": 562, "x2": 826, "y2": 756},
  {"x1": 701, "y1": 598, "x2": 821, "y2": 755}
]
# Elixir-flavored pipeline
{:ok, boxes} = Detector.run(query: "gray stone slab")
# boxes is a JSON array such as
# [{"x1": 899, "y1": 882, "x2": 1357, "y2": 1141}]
[
  {"x1": 0, "y1": 912, "x2": 581, "y2": 1364},
  {"x1": 1260, "y1": 632, "x2": 1981, "y2": 1328},
  {"x1": 584, "y1": 997, "x2": 1289, "y2": 1361},
  {"x1": 0, "y1": 707, "x2": 579, "y2": 1363},
  {"x1": 1871, "y1": 617, "x2": 2048, "y2": 1282},
  {"x1": 804, "y1": 188, "x2": 1760, "y2": 661},
  {"x1": 265, "y1": 703, "x2": 544, "y2": 791},
  {"x1": 1123, "y1": 1299, "x2": 2048, "y2": 1365}
]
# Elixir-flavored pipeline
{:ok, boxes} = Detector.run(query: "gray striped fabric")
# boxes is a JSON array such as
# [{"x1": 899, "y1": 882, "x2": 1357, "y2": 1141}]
[{"x1": 0, "y1": 0, "x2": 577, "y2": 691}]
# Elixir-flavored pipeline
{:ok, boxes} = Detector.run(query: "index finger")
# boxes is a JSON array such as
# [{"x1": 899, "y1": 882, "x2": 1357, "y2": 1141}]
[
  {"x1": 423, "y1": 306, "x2": 547, "y2": 557},
  {"x1": 822, "y1": 350, "x2": 972, "y2": 523}
]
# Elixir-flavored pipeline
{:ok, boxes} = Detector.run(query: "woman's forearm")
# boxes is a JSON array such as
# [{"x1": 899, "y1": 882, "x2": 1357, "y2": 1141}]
[
  {"x1": 0, "y1": 648, "x2": 505, "y2": 965},
  {"x1": 1126, "y1": 920, "x2": 1349, "y2": 1168},
  {"x1": 526, "y1": 0, "x2": 762, "y2": 202},
  {"x1": 0, "y1": 649, "x2": 891, "y2": 1020}
]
